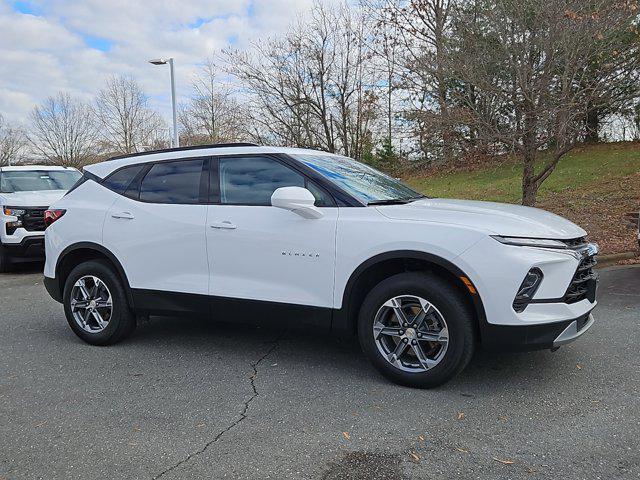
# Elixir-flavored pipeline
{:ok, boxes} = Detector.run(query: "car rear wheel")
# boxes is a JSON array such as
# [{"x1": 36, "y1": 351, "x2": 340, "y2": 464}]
[
  {"x1": 358, "y1": 272, "x2": 475, "y2": 388},
  {"x1": 63, "y1": 260, "x2": 136, "y2": 345}
]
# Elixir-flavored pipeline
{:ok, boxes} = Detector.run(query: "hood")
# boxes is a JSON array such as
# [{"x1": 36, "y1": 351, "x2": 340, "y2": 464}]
[
  {"x1": 0, "y1": 190, "x2": 67, "y2": 208},
  {"x1": 376, "y1": 198, "x2": 586, "y2": 239}
]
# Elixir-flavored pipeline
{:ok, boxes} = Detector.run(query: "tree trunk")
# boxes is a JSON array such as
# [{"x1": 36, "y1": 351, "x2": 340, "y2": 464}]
[
  {"x1": 521, "y1": 154, "x2": 537, "y2": 206},
  {"x1": 434, "y1": 0, "x2": 452, "y2": 162},
  {"x1": 585, "y1": 107, "x2": 599, "y2": 143}
]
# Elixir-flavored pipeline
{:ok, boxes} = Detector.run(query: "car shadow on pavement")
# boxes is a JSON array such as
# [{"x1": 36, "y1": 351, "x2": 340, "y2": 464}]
[
  {"x1": 120, "y1": 314, "x2": 578, "y2": 393},
  {"x1": 5, "y1": 261, "x2": 43, "y2": 275}
]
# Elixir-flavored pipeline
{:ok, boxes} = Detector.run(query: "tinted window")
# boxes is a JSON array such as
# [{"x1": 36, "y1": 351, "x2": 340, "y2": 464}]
[
  {"x1": 140, "y1": 159, "x2": 204, "y2": 204},
  {"x1": 0, "y1": 170, "x2": 81, "y2": 193},
  {"x1": 219, "y1": 156, "x2": 305, "y2": 205},
  {"x1": 102, "y1": 165, "x2": 144, "y2": 194}
]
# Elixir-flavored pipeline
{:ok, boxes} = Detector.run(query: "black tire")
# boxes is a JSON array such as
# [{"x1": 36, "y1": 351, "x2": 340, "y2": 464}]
[
  {"x1": 358, "y1": 272, "x2": 475, "y2": 388},
  {"x1": 63, "y1": 260, "x2": 136, "y2": 345},
  {"x1": 0, "y1": 243, "x2": 12, "y2": 273}
]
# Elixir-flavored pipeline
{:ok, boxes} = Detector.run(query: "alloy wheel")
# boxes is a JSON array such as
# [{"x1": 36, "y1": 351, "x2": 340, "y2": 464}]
[
  {"x1": 70, "y1": 275, "x2": 113, "y2": 333},
  {"x1": 372, "y1": 295, "x2": 449, "y2": 373}
]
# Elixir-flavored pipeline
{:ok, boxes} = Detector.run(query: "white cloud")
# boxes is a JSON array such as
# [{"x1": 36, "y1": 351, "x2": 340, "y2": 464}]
[{"x1": 0, "y1": 0, "x2": 317, "y2": 126}]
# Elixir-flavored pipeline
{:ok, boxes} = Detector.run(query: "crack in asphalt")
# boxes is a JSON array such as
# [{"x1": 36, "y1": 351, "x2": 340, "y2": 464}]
[{"x1": 152, "y1": 333, "x2": 284, "y2": 480}]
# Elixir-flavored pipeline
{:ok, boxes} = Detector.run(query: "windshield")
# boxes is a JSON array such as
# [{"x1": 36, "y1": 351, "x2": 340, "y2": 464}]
[
  {"x1": 291, "y1": 153, "x2": 423, "y2": 204},
  {"x1": 0, "y1": 170, "x2": 81, "y2": 193}
]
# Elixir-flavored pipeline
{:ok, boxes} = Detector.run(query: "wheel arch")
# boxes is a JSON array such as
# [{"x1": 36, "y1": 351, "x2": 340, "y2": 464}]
[
  {"x1": 55, "y1": 242, "x2": 134, "y2": 308},
  {"x1": 333, "y1": 250, "x2": 487, "y2": 338}
]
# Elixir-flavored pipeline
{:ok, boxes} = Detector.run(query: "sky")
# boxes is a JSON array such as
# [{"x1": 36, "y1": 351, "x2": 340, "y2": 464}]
[{"x1": 0, "y1": 0, "x2": 317, "y2": 126}]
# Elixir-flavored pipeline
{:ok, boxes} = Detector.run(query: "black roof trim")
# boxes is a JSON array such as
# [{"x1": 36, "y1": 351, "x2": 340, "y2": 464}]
[{"x1": 105, "y1": 143, "x2": 260, "y2": 162}]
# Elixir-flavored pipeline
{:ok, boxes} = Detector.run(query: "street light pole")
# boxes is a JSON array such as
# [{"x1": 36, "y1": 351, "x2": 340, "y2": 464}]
[
  {"x1": 149, "y1": 57, "x2": 179, "y2": 148},
  {"x1": 168, "y1": 58, "x2": 178, "y2": 148}
]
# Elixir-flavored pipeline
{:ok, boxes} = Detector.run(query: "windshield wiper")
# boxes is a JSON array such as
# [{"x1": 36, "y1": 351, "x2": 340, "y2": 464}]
[
  {"x1": 368, "y1": 195, "x2": 426, "y2": 206},
  {"x1": 368, "y1": 199, "x2": 410, "y2": 205}
]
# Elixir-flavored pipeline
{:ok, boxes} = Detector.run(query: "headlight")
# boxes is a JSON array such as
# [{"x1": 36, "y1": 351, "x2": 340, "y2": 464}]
[
  {"x1": 2, "y1": 206, "x2": 26, "y2": 217},
  {"x1": 491, "y1": 235, "x2": 567, "y2": 249}
]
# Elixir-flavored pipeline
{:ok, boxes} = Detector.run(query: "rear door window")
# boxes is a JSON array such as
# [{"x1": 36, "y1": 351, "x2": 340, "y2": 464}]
[{"x1": 139, "y1": 159, "x2": 205, "y2": 204}]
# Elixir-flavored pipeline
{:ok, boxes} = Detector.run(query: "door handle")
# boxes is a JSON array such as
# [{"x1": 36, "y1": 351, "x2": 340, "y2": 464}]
[
  {"x1": 111, "y1": 212, "x2": 135, "y2": 220},
  {"x1": 210, "y1": 221, "x2": 236, "y2": 230}
]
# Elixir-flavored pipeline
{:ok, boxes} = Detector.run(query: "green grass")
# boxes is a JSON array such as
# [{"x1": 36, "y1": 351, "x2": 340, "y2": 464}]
[{"x1": 405, "y1": 142, "x2": 640, "y2": 203}]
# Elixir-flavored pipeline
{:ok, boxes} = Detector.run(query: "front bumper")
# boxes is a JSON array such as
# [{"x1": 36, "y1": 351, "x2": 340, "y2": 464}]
[
  {"x1": 479, "y1": 311, "x2": 595, "y2": 351},
  {"x1": 2, "y1": 236, "x2": 45, "y2": 261},
  {"x1": 553, "y1": 313, "x2": 595, "y2": 347}
]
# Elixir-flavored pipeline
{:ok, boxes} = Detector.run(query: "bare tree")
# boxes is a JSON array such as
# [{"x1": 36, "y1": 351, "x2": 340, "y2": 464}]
[
  {"x1": 0, "y1": 114, "x2": 26, "y2": 166},
  {"x1": 450, "y1": 0, "x2": 639, "y2": 205},
  {"x1": 28, "y1": 93, "x2": 97, "y2": 167},
  {"x1": 95, "y1": 75, "x2": 167, "y2": 154},
  {"x1": 223, "y1": 1, "x2": 377, "y2": 160},
  {"x1": 581, "y1": 9, "x2": 640, "y2": 142},
  {"x1": 372, "y1": 16, "x2": 402, "y2": 147},
  {"x1": 179, "y1": 58, "x2": 247, "y2": 145},
  {"x1": 371, "y1": 0, "x2": 457, "y2": 161}
]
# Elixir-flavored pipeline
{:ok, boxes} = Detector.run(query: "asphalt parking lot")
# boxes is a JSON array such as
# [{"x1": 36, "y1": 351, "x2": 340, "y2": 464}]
[{"x1": 1, "y1": 265, "x2": 639, "y2": 480}]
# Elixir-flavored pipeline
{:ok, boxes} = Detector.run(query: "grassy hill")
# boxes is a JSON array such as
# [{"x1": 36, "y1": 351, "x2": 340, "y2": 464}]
[{"x1": 404, "y1": 142, "x2": 640, "y2": 255}]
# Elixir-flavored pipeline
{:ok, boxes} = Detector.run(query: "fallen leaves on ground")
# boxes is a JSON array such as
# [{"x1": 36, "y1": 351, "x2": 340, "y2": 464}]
[
  {"x1": 342, "y1": 431, "x2": 350, "y2": 440},
  {"x1": 409, "y1": 452, "x2": 421, "y2": 463},
  {"x1": 493, "y1": 458, "x2": 515, "y2": 465},
  {"x1": 618, "y1": 257, "x2": 640, "y2": 265},
  {"x1": 538, "y1": 171, "x2": 640, "y2": 255},
  {"x1": 457, "y1": 412, "x2": 465, "y2": 420}
]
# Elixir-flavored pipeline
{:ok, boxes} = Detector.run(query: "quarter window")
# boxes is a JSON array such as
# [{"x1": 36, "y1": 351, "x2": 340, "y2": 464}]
[
  {"x1": 140, "y1": 159, "x2": 204, "y2": 204},
  {"x1": 306, "y1": 180, "x2": 335, "y2": 208},
  {"x1": 102, "y1": 165, "x2": 145, "y2": 195}
]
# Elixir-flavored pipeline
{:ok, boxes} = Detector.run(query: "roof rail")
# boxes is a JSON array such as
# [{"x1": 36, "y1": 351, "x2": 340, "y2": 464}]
[{"x1": 106, "y1": 142, "x2": 261, "y2": 161}]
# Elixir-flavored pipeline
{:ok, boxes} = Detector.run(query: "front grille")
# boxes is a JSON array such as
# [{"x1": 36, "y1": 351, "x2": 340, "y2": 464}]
[
  {"x1": 563, "y1": 240, "x2": 598, "y2": 303},
  {"x1": 22, "y1": 207, "x2": 47, "y2": 232}
]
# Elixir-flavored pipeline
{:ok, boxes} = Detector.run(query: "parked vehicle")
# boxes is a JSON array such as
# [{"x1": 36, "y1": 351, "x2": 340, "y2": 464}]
[
  {"x1": 0, "y1": 166, "x2": 81, "y2": 272},
  {"x1": 43, "y1": 144, "x2": 598, "y2": 387}
]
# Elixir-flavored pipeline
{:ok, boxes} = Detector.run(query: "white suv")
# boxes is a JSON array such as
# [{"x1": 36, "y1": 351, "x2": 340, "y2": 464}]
[
  {"x1": 0, "y1": 165, "x2": 81, "y2": 272},
  {"x1": 43, "y1": 144, "x2": 598, "y2": 387}
]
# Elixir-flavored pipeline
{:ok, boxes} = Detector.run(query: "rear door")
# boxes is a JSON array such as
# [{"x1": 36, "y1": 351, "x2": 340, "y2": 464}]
[{"x1": 102, "y1": 158, "x2": 210, "y2": 304}]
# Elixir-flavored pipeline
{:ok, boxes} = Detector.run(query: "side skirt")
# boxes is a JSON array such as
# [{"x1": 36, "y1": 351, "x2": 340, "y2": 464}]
[{"x1": 131, "y1": 289, "x2": 333, "y2": 331}]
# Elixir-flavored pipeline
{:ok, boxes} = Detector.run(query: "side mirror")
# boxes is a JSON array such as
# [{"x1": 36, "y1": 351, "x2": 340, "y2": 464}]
[{"x1": 271, "y1": 187, "x2": 323, "y2": 219}]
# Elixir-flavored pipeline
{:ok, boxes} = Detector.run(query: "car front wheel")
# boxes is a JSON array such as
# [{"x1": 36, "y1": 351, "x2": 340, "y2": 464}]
[
  {"x1": 63, "y1": 260, "x2": 136, "y2": 345},
  {"x1": 358, "y1": 272, "x2": 475, "y2": 388},
  {"x1": 0, "y1": 244, "x2": 12, "y2": 273}
]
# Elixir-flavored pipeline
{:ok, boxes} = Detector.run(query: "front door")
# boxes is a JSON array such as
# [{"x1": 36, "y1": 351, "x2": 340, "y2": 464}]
[{"x1": 206, "y1": 155, "x2": 338, "y2": 316}]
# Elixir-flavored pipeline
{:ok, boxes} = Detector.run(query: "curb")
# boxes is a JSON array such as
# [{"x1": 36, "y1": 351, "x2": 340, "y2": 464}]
[{"x1": 597, "y1": 251, "x2": 639, "y2": 268}]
